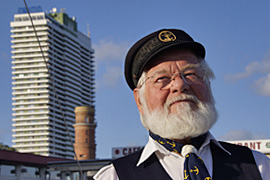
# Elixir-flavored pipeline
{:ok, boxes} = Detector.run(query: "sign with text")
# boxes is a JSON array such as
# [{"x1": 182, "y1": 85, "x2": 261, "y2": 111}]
[
  {"x1": 112, "y1": 146, "x2": 143, "y2": 159},
  {"x1": 227, "y1": 139, "x2": 270, "y2": 153}
]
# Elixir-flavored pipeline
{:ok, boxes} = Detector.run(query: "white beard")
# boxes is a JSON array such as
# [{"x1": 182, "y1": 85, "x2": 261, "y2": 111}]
[{"x1": 140, "y1": 94, "x2": 218, "y2": 139}]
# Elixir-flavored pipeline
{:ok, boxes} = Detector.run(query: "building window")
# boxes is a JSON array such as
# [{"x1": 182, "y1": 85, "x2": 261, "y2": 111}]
[
  {"x1": 84, "y1": 116, "x2": 89, "y2": 123},
  {"x1": 0, "y1": 165, "x2": 16, "y2": 176}
]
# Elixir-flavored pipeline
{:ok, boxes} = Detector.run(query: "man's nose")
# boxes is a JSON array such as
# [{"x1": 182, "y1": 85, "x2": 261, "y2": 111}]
[{"x1": 169, "y1": 75, "x2": 190, "y2": 93}]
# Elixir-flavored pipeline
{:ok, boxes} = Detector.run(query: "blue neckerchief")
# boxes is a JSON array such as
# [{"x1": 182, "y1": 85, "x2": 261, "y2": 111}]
[
  {"x1": 149, "y1": 131, "x2": 207, "y2": 153},
  {"x1": 149, "y1": 132, "x2": 211, "y2": 180}
]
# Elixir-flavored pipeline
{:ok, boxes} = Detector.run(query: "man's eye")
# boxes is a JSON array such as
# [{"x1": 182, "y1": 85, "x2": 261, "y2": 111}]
[
  {"x1": 185, "y1": 73, "x2": 196, "y2": 76},
  {"x1": 184, "y1": 73, "x2": 199, "y2": 79},
  {"x1": 156, "y1": 76, "x2": 170, "y2": 83}
]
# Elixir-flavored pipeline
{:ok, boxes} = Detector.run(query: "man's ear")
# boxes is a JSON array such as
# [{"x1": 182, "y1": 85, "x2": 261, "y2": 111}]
[{"x1": 133, "y1": 88, "x2": 144, "y2": 115}]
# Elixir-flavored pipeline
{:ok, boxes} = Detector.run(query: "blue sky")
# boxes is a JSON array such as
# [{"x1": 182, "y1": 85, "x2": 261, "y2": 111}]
[{"x1": 1, "y1": 0, "x2": 269, "y2": 159}]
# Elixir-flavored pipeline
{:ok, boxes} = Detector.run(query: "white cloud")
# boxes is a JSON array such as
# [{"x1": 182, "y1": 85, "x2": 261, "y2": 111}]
[
  {"x1": 219, "y1": 130, "x2": 267, "y2": 141},
  {"x1": 94, "y1": 39, "x2": 131, "y2": 89},
  {"x1": 93, "y1": 40, "x2": 130, "y2": 63},
  {"x1": 252, "y1": 73, "x2": 270, "y2": 96},
  {"x1": 101, "y1": 66, "x2": 122, "y2": 88},
  {"x1": 225, "y1": 57, "x2": 270, "y2": 82},
  {"x1": 224, "y1": 51, "x2": 270, "y2": 96}
]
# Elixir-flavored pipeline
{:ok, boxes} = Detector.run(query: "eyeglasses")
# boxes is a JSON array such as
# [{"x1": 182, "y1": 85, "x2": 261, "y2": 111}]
[{"x1": 141, "y1": 68, "x2": 205, "y2": 89}]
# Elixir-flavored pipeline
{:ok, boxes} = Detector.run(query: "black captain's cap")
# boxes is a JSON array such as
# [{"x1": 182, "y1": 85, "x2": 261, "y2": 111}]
[{"x1": 124, "y1": 29, "x2": 206, "y2": 90}]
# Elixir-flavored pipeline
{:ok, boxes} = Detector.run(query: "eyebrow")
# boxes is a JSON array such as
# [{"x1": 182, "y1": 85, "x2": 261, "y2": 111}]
[
  {"x1": 150, "y1": 69, "x2": 168, "y2": 76},
  {"x1": 181, "y1": 63, "x2": 200, "y2": 70},
  {"x1": 149, "y1": 63, "x2": 200, "y2": 76}
]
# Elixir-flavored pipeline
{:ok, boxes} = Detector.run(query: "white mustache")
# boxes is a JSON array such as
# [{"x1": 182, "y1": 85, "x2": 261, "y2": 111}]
[{"x1": 165, "y1": 94, "x2": 199, "y2": 107}]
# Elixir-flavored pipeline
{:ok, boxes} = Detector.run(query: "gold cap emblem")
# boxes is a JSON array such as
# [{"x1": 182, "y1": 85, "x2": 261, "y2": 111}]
[{"x1": 158, "y1": 31, "x2": 176, "y2": 42}]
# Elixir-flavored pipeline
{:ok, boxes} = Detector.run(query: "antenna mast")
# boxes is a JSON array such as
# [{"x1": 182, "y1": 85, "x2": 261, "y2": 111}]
[{"x1": 87, "y1": 23, "x2": 90, "y2": 38}]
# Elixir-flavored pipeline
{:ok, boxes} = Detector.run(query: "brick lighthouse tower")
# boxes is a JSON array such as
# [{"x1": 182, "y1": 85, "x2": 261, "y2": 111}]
[{"x1": 74, "y1": 106, "x2": 96, "y2": 160}]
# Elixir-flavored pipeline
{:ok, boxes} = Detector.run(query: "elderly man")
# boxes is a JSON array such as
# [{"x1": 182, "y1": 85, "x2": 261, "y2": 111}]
[{"x1": 94, "y1": 29, "x2": 270, "y2": 180}]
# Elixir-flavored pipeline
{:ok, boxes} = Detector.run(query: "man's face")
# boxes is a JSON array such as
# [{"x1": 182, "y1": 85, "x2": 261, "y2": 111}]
[
  {"x1": 137, "y1": 49, "x2": 211, "y2": 115},
  {"x1": 133, "y1": 48, "x2": 217, "y2": 139}
]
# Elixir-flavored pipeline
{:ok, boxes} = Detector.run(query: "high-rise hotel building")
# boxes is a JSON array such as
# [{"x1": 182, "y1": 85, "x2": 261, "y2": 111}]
[{"x1": 10, "y1": 8, "x2": 95, "y2": 159}]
